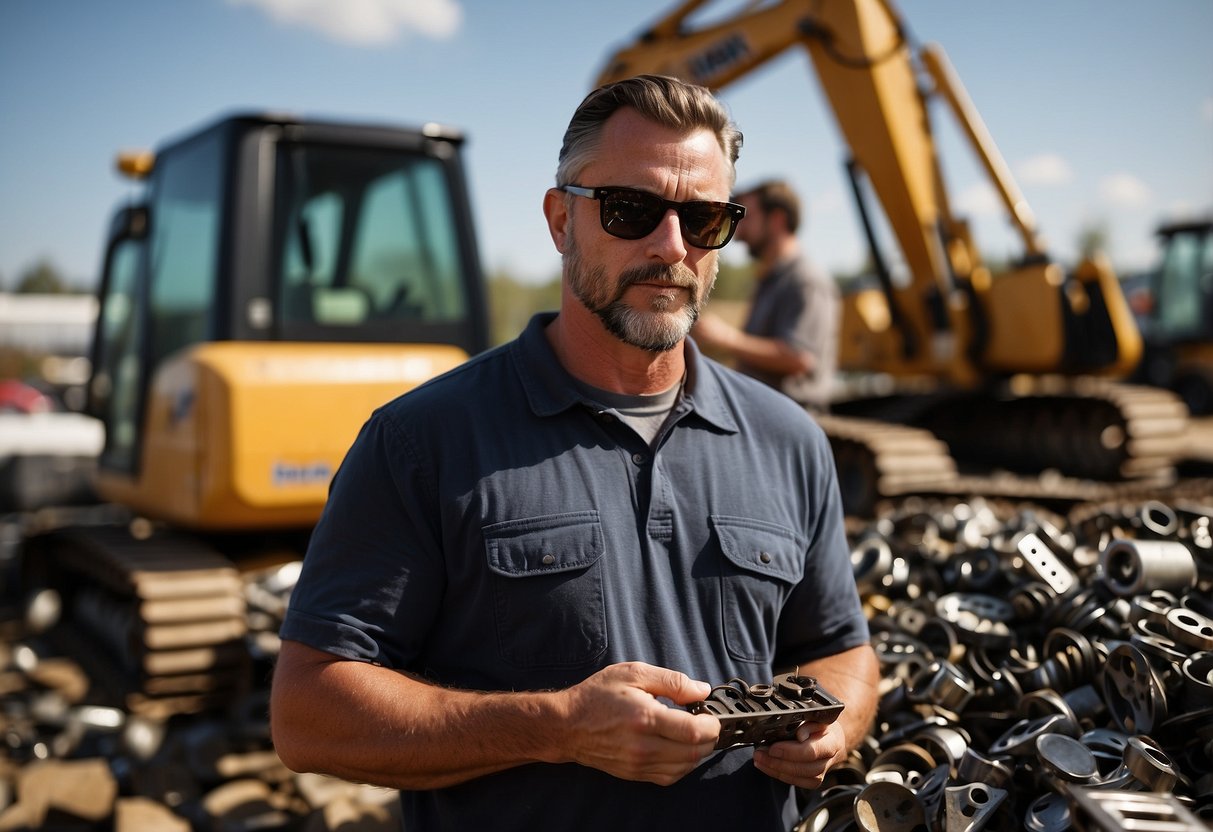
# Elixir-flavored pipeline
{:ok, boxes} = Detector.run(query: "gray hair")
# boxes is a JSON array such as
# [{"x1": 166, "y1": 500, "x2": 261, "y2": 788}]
[{"x1": 555, "y1": 74, "x2": 743, "y2": 188}]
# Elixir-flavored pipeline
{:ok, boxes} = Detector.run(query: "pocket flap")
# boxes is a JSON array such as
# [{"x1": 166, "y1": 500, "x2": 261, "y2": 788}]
[
  {"x1": 485, "y1": 511, "x2": 604, "y2": 577},
  {"x1": 712, "y1": 515, "x2": 804, "y2": 583}
]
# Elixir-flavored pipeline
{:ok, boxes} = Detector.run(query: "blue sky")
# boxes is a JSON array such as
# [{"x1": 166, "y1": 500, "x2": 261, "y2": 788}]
[{"x1": 2, "y1": 0, "x2": 1211, "y2": 291}]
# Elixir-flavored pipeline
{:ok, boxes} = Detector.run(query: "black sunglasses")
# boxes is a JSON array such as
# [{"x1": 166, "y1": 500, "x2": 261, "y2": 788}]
[{"x1": 562, "y1": 185, "x2": 746, "y2": 250}]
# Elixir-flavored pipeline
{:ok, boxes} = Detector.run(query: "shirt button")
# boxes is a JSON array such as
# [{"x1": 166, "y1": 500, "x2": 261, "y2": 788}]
[
  {"x1": 631, "y1": 452, "x2": 647, "y2": 465},
  {"x1": 759, "y1": 552, "x2": 772, "y2": 564},
  {"x1": 541, "y1": 554, "x2": 555, "y2": 566}
]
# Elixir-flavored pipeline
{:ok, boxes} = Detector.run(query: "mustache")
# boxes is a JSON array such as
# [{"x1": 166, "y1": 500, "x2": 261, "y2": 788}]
[{"x1": 616, "y1": 263, "x2": 700, "y2": 293}]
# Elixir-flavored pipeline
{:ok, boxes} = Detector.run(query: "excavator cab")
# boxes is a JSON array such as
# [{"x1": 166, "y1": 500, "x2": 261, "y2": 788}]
[
  {"x1": 1133, "y1": 220, "x2": 1213, "y2": 414},
  {"x1": 86, "y1": 113, "x2": 490, "y2": 529},
  {"x1": 18, "y1": 113, "x2": 491, "y2": 717}
]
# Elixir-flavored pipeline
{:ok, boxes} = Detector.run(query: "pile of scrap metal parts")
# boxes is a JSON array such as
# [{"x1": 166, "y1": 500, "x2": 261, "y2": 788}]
[
  {"x1": 803, "y1": 487, "x2": 1213, "y2": 832},
  {"x1": 2, "y1": 488, "x2": 1212, "y2": 830}
]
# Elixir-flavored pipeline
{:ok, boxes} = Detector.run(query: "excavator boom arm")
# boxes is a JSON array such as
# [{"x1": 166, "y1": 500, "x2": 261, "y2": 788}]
[
  {"x1": 599, "y1": 0, "x2": 953, "y2": 367},
  {"x1": 596, "y1": 0, "x2": 1142, "y2": 380}
]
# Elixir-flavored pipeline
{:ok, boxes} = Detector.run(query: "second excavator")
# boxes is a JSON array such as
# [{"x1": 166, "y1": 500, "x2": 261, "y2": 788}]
[{"x1": 597, "y1": 0, "x2": 1189, "y2": 513}]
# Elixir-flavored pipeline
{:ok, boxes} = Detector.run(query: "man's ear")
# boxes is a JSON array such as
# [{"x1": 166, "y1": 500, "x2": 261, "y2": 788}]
[{"x1": 543, "y1": 188, "x2": 571, "y2": 253}]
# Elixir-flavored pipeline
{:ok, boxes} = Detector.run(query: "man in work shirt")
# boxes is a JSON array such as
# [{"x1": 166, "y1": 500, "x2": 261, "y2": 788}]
[
  {"x1": 271, "y1": 74, "x2": 878, "y2": 831},
  {"x1": 693, "y1": 179, "x2": 840, "y2": 412}
]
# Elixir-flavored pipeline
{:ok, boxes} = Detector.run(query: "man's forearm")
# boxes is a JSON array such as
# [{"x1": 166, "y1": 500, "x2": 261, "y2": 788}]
[
  {"x1": 271, "y1": 640, "x2": 565, "y2": 790},
  {"x1": 730, "y1": 330, "x2": 814, "y2": 376},
  {"x1": 271, "y1": 643, "x2": 722, "y2": 790},
  {"x1": 797, "y1": 644, "x2": 880, "y2": 751}
]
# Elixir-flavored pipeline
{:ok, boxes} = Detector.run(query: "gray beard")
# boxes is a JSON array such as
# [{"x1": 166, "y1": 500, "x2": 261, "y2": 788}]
[{"x1": 566, "y1": 242, "x2": 716, "y2": 354}]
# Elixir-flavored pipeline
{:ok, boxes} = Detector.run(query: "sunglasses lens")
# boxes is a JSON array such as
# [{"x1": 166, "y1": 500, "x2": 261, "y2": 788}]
[
  {"x1": 594, "y1": 188, "x2": 740, "y2": 249},
  {"x1": 601, "y1": 191, "x2": 664, "y2": 239},
  {"x1": 681, "y1": 203, "x2": 735, "y2": 249}
]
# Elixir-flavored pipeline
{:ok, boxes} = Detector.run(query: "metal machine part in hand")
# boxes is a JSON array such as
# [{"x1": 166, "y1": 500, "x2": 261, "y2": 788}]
[{"x1": 688, "y1": 673, "x2": 845, "y2": 750}]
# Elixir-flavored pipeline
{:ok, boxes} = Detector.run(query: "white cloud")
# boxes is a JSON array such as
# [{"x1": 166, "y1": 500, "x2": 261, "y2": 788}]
[
  {"x1": 1099, "y1": 173, "x2": 1152, "y2": 208},
  {"x1": 1016, "y1": 153, "x2": 1073, "y2": 187},
  {"x1": 955, "y1": 181, "x2": 1002, "y2": 217},
  {"x1": 228, "y1": 0, "x2": 462, "y2": 46}
]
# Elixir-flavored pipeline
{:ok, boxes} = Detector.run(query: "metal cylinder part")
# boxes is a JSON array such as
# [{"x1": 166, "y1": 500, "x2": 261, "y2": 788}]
[{"x1": 1099, "y1": 538, "x2": 1197, "y2": 596}]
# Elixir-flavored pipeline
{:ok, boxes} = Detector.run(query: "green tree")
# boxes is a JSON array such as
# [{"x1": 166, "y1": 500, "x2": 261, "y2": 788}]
[
  {"x1": 486, "y1": 268, "x2": 563, "y2": 346},
  {"x1": 710, "y1": 258, "x2": 756, "y2": 301},
  {"x1": 15, "y1": 259, "x2": 69, "y2": 294}
]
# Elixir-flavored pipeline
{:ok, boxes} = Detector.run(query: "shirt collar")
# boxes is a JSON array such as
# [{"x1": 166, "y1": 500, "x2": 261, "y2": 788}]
[{"x1": 510, "y1": 312, "x2": 739, "y2": 434}]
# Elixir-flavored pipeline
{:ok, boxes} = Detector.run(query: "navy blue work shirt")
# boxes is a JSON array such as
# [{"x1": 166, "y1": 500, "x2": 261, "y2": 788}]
[{"x1": 281, "y1": 312, "x2": 869, "y2": 831}]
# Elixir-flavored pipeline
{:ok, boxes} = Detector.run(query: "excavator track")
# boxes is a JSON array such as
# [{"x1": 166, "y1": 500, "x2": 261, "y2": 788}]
[
  {"x1": 924, "y1": 380, "x2": 1189, "y2": 482},
  {"x1": 817, "y1": 413, "x2": 958, "y2": 518},
  {"x1": 23, "y1": 525, "x2": 251, "y2": 720},
  {"x1": 824, "y1": 381, "x2": 1191, "y2": 517}
]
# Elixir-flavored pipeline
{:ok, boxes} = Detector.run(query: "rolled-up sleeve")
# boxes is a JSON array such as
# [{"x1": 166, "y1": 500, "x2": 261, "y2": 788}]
[{"x1": 279, "y1": 409, "x2": 444, "y2": 670}]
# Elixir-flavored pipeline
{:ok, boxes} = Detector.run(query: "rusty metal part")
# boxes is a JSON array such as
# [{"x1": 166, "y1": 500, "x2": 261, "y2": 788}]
[
  {"x1": 808, "y1": 490, "x2": 1213, "y2": 832},
  {"x1": 1102, "y1": 643, "x2": 1170, "y2": 734},
  {"x1": 911, "y1": 725, "x2": 969, "y2": 773},
  {"x1": 934, "y1": 593, "x2": 1015, "y2": 648},
  {"x1": 941, "y1": 782, "x2": 1008, "y2": 832},
  {"x1": 1036, "y1": 733, "x2": 1099, "y2": 783},
  {"x1": 1166, "y1": 606, "x2": 1213, "y2": 652},
  {"x1": 904, "y1": 660, "x2": 975, "y2": 713},
  {"x1": 1023, "y1": 791, "x2": 1071, "y2": 832},
  {"x1": 988, "y1": 713, "x2": 1079, "y2": 757},
  {"x1": 854, "y1": 781, "x2": 927, "y2": 832},
  {"x1": 1080, "y1": 728, "x2": 1131, "y2": 775},
  {"x1": 866, "y1": 742, "x2": 938, "y2": 788},
  {"x1": 1180, "y1": 652, "x2": 1213, "y2": 710},
  {"x1": 793, "y1": 785, "x2": 863, "y2": 832},
  {"x1": 688, "y1": 673, "x2": 844, "y2": 750},
  {"x1": 955, "y1": 747, "x2": 1014, "y2": 792},
  {"x1": 1121, "y1": 735, "x2": 1180, "y2": 793},
  {"x1": 1018, "y1": 684, "x2": 1105, "y2": 731},
  {"x1": 1131, "y1": 590, "x2": 1180, "y2": 626},
  {"x1": 1013, "y1": 628, "x2": 1102, "y2": 694}
]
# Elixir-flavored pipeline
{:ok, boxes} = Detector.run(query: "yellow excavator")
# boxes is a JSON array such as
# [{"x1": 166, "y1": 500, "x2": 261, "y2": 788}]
[
  {"x1": 22, "y1": 112, "x2": 491, "y2": 717},
  {"x1": 596, "y1": 0, "x2": 1188, "y2": 511}
]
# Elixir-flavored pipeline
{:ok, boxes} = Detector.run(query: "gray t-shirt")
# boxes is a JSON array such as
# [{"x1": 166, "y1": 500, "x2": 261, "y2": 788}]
[{"x1": 740, "y1": 254, "x2": 839, "y2": 410}]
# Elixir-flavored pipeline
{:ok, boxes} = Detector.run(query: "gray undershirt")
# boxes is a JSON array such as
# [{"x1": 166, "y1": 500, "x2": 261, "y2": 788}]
[{"x1": 575, "y1": 376, "x2": 684, "y2": 446}]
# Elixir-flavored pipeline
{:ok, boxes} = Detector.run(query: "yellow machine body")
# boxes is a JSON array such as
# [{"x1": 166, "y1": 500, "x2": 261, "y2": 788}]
[{"x1": 95, "y1": 342, "x2": 467, "y2": 530}]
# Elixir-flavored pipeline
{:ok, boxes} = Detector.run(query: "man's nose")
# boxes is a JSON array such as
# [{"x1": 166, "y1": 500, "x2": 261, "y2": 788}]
[{"x1": 645, "y1": 209, "x2": 688, "y2": 263}]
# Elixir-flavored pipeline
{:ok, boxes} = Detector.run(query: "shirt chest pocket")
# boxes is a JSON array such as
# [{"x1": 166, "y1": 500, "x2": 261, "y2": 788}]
[
  {"x1": 712, "y1": 515, "x2": 806, "y2": 664},
  {"x1": 484, "y1": 511, "x2": 607, "y2": 669}
]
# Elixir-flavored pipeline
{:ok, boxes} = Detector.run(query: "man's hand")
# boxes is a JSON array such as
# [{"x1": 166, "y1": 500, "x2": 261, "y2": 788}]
[
  {"x1": 757, "y1": 644, "x2": 879, "y2": 789},
  {"x1": 553, "y1": 662, "x2": 721, "y2": 786},
  {"x1": 751, "y1": 719, "x2": 848, "y2": 789}
]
